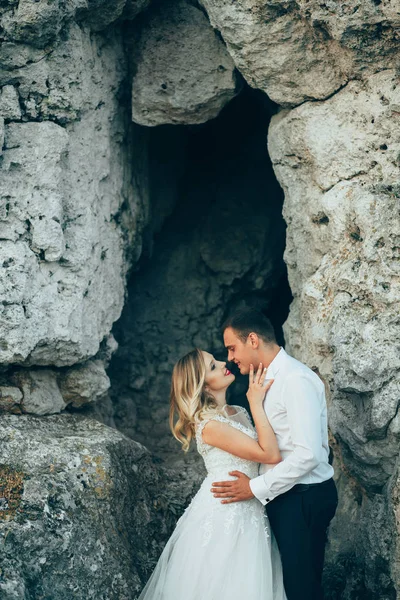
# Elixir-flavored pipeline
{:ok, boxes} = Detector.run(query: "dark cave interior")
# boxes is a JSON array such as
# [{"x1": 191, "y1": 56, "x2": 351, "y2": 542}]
[{"x1": 108, "y1": 85, "x2": 292, "y2": 457}]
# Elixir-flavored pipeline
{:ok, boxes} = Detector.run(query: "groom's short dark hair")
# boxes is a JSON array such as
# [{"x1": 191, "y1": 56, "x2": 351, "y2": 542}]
[{"x1": 222, "y1": 308, "x2": 277, "y2": 345}]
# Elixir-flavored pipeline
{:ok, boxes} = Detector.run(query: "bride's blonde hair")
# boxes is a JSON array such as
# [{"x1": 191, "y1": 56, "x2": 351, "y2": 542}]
[{"x1": 169, "y1": 348, "x2": 221, "y2": 452}]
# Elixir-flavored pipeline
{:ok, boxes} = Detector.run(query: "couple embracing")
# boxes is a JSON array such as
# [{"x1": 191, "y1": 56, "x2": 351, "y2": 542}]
[{"x1": 138, "y1": 308, "x2": 338, "y2": 600}]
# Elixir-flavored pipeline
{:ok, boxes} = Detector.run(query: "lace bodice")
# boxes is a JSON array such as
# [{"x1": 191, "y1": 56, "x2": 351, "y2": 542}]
[{"x1": 195, "y1": 405, "x2": 260, "y2": 479}]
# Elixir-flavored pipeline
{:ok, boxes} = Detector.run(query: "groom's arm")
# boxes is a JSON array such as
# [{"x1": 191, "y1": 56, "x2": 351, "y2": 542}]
[{"x1": 249, "y1": 373, "x2": 324, "y2": 505}]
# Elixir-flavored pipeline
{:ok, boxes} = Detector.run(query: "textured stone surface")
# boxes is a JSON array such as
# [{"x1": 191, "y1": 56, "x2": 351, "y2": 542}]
[
  {"x1": 0, "y1": 414, "x2": 191, "y2": 600},
  {"x1": 59, "y1": 360, "x2": 110, "y2": 408},
  {"x1": 2, "y1": 359, "x2": 111, "y2": 416},
  {"x1": 10, "y1": 369, "x2": 67, "y2": 416},
  {"x1": 0, "y1": 0, "x2": 150, "y2": 49},
  {"x1": 0, "y1": 23, "x2": 146, "y2": 368},
  {"x1": 0, "y1": 1, "x2": 399, "y2": 597},
  {"x1": 0, "y1": 386, "x2": 23, "y2": 414},
  {"x1": 0, "y1": 0, "x2": 77, "y2": 48},
  {"x1": 0, "y1": 2, "x2": 152, "y2": 420},
  {"x1": 131, "y1": 0, "x2": 241, "y2": 126},
  {"x1": 268, "y1": 69, "x2": 400, "y2": 597},
  {"x1": 0, "y1": 85, "x2": 21, "y2": 120},
  {"x1": 200, "y1": 0, "x2": 400, "y2": 106}
]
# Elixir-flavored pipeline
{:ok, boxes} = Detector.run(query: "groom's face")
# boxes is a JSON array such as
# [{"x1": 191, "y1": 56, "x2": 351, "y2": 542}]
[{"x1": 223, "y1": 327, "x2": 259, "y2": 375}]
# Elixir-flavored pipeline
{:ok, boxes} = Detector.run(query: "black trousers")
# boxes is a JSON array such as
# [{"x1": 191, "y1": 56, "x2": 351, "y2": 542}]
[{"x1": 266, "y1": 478, "x2": 338, "y2": 600}]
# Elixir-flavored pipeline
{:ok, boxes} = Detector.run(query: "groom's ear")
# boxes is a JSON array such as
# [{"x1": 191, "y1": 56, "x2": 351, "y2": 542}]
[{"x1": 248, "y1": 332, "x2": 260, "y2": 348}]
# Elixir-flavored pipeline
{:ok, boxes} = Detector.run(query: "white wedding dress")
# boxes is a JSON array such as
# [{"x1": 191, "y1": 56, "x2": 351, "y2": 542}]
[{"x1": 137, "y1": 406, "x2": 287, "y2": 600}]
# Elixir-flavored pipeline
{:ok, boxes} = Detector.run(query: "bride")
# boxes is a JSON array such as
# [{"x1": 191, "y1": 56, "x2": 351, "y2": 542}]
[{"x1": 137, "y1": 348, "x2": 287, "y2": 600}]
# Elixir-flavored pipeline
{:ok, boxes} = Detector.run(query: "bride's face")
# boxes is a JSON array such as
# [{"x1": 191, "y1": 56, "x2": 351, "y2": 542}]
[{"x1": 202, "y1": 351, "x2": 235, "y2": 392}]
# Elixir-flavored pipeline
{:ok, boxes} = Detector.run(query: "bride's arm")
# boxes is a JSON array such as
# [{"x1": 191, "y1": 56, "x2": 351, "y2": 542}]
[
  {"x1": 202, "y1": 365, "x2": 281, "y2": 464},
  {"x1": 202, "y1": 420, "x2": 281, "y2": 464},
  {"x1": 246, "y1": 363, "x2": 281, "y2": 465}
]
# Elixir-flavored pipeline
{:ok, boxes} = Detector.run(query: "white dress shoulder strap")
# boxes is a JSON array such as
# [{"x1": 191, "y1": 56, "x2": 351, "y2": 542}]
[
  {"x1": 195, "y1": 409, "x2": 257, "y2": 455},
  {"x1": 195, "y1": 414, "x2": 232, "y2": 452}
]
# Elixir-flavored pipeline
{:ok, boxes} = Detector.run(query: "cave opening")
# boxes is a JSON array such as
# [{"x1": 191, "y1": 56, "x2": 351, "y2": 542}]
[{"x1": 108, "y1": 85, "x2": 292, "y2": 462}]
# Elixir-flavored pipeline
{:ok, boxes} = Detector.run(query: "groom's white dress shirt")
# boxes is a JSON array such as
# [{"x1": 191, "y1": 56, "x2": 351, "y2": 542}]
[{"x1": 249, "y1": 348, "x2": 334, "y2": 505}]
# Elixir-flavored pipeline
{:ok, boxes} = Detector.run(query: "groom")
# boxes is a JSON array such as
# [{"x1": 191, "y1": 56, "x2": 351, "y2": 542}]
[{"x1": 211, "y1": 308, "x2": 338, "y2": 600}]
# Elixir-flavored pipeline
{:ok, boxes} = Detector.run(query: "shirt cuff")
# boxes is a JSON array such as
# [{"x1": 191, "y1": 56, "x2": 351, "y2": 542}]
[{"x1": 249, "y1": 474, "x2": 271, "y2": 506}]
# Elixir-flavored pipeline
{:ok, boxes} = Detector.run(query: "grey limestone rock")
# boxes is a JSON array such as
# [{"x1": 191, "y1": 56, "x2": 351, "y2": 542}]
[
  {"x1": 3, "y1": 360, "x2": 112, "y2": 416},
  {"x1": 0, "y1": 386, "x2": 23, "y2": 414},
  {"x1": 0, "y1": 414, "x2": 184, "y2": 600},
  {"x1": 131, "y1": 0, "x2": 241, "y2": 126},
  {"x1": 200, "y1": 0, "x2": 400, "y2": 107},
  {"x1": 59, "y1": 360, "x2": 111, "y2": 408},
  {"x1": 0, "y1": 0, "x2": 150, "y2": 49},
  {"x1": 0, "y1": 116, "x2": 4, "y2": 153},
  {"x1": 10, "y1": 369, "x2": 67, "y2": 415},
  {"x1": 268, "y1": 68, "x2": 400, "y2": 597},
  {"x1": 0, "y1": 0, "x2": 72, "y2": 48},
  {"x1": 0, "y1": 23, "x2": 146, "y2": 368},
  {"x1": 0, "y1": 14, "x2": 150, "y2": 417},
  {"x1": 0, "y1": 0, "x2": 399, "y2": 596},
  {"x1": 0, "y1": 85, "x2": 21, "y2": 120}
]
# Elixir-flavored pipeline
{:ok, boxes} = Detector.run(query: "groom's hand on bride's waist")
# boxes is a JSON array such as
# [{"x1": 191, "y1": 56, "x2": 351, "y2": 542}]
[{"x1": 211, "y1": 471, "x2": 254, "y2": 503}]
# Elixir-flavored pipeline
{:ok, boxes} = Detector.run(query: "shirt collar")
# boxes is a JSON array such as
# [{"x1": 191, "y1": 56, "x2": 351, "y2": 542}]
[{"x1": 266, "y1": 347, "x2": 286, "y2": 378}]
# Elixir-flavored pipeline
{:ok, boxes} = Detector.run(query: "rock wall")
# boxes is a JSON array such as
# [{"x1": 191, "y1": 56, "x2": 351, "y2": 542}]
[
  {"x1": 0, "y1": 2, "x2": 149, "y2": 414},
  {"x1": 200, "y1": 0, "x2": 400, "y2": 107},
  {"x1": 130, "y1": 0, "x2": 242, "y2": 126},
  {"x1": 0, "y1": 0, "x2": 399, "y2": 597},
  {"x1": 268, "y1": 69, "x2": 400, "y2": 598},
  {"x1": 0, "y1": 413, "x2": 193, "y2": 600}
]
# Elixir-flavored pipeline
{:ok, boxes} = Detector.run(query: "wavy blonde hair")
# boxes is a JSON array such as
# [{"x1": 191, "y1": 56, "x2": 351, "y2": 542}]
[{"x1": 169, "y1": 348, "x2": 221, "y2": 452}]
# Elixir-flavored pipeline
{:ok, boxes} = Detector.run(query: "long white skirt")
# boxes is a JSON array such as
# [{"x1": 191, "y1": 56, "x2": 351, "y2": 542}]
[{"x1": 137, "y1": 475, "x2": 287, "y2": 600}]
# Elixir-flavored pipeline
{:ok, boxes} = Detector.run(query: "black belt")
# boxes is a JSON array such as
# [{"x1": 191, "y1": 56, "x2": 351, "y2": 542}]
[{"x1": 289, "y1": 478, "x2": 333, "y2": 494}]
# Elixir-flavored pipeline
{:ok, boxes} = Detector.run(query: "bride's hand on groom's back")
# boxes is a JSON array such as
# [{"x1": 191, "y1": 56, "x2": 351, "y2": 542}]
[{"x1": 246, "y1": 363, "x2": 274, "y2": 405}]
